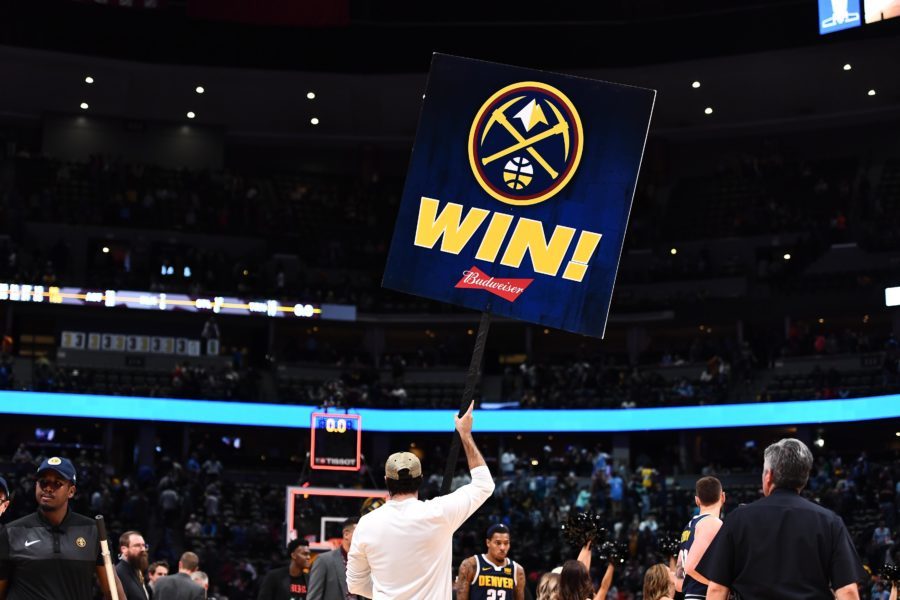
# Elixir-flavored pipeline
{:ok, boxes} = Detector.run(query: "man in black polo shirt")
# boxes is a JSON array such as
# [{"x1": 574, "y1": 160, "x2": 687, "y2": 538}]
[
  {"x1": 697, "y1": 438, "x2": 864, "y2": 600},
  {"x1": 0, "y1": 457, "x2": 126, "y2": 600}
]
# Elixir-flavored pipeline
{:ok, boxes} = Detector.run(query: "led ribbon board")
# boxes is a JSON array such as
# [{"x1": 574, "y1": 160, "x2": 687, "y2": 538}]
[
  {"x1": 383, "y1": 54, "x2": 655, "y2": 338},
  {"x1": 1, "y1": 391, "x2": 897, "y2": 432},
  {"x1": 0, "y1": 283, "x2": 357, "y2": 321}
]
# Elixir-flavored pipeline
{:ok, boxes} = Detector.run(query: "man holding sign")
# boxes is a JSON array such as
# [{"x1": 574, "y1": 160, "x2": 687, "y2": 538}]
[
  {"x1": 381, "y1": 54, "x2": 653, "y2": 489},
  {"x1": 375, "y1": 53, "x2": 654, "y2": 596},
  {"x1": 346, "y1": 402, "x2": 494, "y2": 600}
]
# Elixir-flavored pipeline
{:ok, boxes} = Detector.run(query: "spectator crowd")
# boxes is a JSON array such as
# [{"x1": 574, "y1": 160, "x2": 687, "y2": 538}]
[{"x1": 1, "y1": 439, "x2": 898, "y2": 599}]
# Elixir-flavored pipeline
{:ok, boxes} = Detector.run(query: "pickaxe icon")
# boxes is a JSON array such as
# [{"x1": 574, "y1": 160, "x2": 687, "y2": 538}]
[{"x1": 480, "y1": 96, "x2": 570, "y2": 180}]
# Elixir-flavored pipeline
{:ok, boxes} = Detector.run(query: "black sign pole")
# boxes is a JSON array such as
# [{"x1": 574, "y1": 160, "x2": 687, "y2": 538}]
[{"x1": 439, "y1": 309, "x2": 491, "y2": 495}]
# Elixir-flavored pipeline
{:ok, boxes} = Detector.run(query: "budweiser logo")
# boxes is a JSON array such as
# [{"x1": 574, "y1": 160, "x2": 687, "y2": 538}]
[{"x1": 455, "y1": 266, "x2": 533, "y2": 302}]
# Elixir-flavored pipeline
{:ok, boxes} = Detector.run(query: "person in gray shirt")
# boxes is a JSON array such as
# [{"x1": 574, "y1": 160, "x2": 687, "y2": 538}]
[
  {"x1": 152, "y1": 552, "x2": 205, "y2": 600},
  {"x1": 308, "y1": 518, "x2": 358, "y2": 600}
]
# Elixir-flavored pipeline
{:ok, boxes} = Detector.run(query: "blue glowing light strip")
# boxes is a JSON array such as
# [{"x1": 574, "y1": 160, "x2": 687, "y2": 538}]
[{"x1": 0, "y1": 391, "x2": 898, "y2": 432}]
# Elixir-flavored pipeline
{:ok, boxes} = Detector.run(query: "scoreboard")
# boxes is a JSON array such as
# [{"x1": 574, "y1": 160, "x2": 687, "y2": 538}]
[{"x1": 310, "y1": 413, "x2": 362, "y2": 471}]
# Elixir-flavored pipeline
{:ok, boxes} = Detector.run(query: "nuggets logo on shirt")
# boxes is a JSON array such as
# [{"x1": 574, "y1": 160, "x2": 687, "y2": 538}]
[
  {"x1": 75, "y1": 537, "x2": 87, "y2": 548},
  {"x1": 473, "y1": 555, "x2": 517, "y2": 600},
  {"x1": 468, "y1": 81, "x2": 583, "y2": 207}
]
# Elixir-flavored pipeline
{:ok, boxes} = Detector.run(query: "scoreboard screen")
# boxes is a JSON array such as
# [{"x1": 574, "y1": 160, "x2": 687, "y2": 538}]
[
  {"x1": 310, "y1": 413, "x2": 362, "y2": 471},
  {"x1": 818, "y1": 0, "x2": 862, "y2": 33},
  {"x1": 818, "y1": 0, "x2": 900, "y2": 33}
]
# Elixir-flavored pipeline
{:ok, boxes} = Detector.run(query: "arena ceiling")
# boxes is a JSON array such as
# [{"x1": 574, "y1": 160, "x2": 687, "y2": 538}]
[
  {"x1": 0, "y1": 0, "x2": 889, "y2": 72},
  {"x1": 0, "y1": 0, "x2": 898, "y2": 143}
]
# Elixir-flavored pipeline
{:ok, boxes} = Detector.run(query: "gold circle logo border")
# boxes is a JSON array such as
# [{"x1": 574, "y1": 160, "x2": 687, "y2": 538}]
[{"x1": 467, "y1": 81, "x2": 584, "y2": 207}]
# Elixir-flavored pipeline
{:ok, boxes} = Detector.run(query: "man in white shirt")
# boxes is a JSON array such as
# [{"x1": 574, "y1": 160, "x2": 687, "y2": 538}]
[{"x1": 347, "y1": 401, "x2": 494, "y2": 600}]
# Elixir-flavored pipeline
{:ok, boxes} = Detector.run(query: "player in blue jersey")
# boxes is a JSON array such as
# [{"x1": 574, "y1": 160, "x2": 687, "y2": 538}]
[
  {"x1": 456, "y1": 524, "x2": 525, "y2": 600},
  {"x1": 675, "y1": 476, "x2": 725, "y2": 600}
]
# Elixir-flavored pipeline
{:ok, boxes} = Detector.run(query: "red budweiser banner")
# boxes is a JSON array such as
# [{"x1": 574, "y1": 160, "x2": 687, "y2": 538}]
[{"x1": 455, "y1": 266, "x2": 533, "y2": 302}]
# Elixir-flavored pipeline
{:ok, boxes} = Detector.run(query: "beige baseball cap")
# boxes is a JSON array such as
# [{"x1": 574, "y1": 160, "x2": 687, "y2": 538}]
[{"x1": 385, "y1": 452, "x2": 422, "y2": 480}]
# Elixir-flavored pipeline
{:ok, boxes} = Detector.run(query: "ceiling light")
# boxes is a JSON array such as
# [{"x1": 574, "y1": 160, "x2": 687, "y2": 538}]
[
  {"x1": 783, "y1": 253, "x2": 791, "y2": 260},
  {"x1": 670, "y1": 248, "x2": 677, "y2": 255},
  {"x1": 692, "y1": 81, "x2": 701, "y2": 89},
  {"x1": 80, "y1": 102, "x2": 89, "y2": 110},
  {"x1": 868, "y1": 89, "x2": 877, "y2": 96},
  {"x1": 195, "y1": 86, "x2": 205, "y2": 94},
  {"x1": 704, "y1": 107, "x2": 713, "y2": 115},
  {"x1": 306, "y1": 92, "x2": 316, "y2": 100},
  {"x1": 843, "y1": 63, "x2": 852, "y2": 71},
  {"x1": 102, "y1": 247, "x2": 109, "y2": 254},
  {"x1": 85, "y1": 76, "x2": 94, "y2": 84},
  {"x1": 186, "y1": 111, "x2": 196, "y2": 119},
  {"x1": 310, "y1": 117, "x2": 320, "y2": 125}
]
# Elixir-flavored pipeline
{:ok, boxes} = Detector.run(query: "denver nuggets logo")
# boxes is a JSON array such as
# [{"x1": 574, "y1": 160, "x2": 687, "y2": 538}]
[
  {"x1": 75, "y1": 537, "x2": 87, "y2": 548},
  {"x1": 468, "y1": 81, "x2": 583, "y2": 206},
  {"x1": 48, "y1": 457, "x2": 62, "y2": 465}
]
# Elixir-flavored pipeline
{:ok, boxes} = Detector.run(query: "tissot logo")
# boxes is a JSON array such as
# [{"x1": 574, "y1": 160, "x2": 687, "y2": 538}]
[{"x1": 455, "y1": 266, "x2": 533, "y2": 302}]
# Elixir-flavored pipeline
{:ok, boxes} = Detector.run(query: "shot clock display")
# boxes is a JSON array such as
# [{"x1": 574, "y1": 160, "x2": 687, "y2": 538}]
[{"x1": 310, "y1": 413, "x2": 362, "y2": 471}]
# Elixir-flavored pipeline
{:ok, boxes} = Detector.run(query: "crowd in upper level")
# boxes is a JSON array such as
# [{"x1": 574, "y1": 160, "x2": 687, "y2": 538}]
[{"x1": 1, "y1": 148, "x2": 897, "y2": 310}]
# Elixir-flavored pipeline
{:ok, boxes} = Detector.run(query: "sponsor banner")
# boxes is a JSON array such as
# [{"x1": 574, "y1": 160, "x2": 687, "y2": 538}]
[
  {"x1": 383, "y1": 54, "x2": 655, "y2": 337},
  {"x1": 455, "y1": 266, "x2": 533, "y2": 302},
  {"x1": 61, "y1": 331, "x2": 203, "y2": 357}
]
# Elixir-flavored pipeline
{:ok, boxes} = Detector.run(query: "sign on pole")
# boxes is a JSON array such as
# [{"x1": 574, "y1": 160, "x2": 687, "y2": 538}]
[{"x1": 384, "y1": 54, "x2": 655, "y2": 338}]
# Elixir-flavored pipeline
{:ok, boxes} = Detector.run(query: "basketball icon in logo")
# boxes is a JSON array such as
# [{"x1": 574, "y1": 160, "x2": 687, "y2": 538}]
[
  {"x1": 469, "y1": 81, "x2": 583, "y2": 206},
  {"x1": 503, "y1": 156, "x2": 533, "y2": 190}
]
